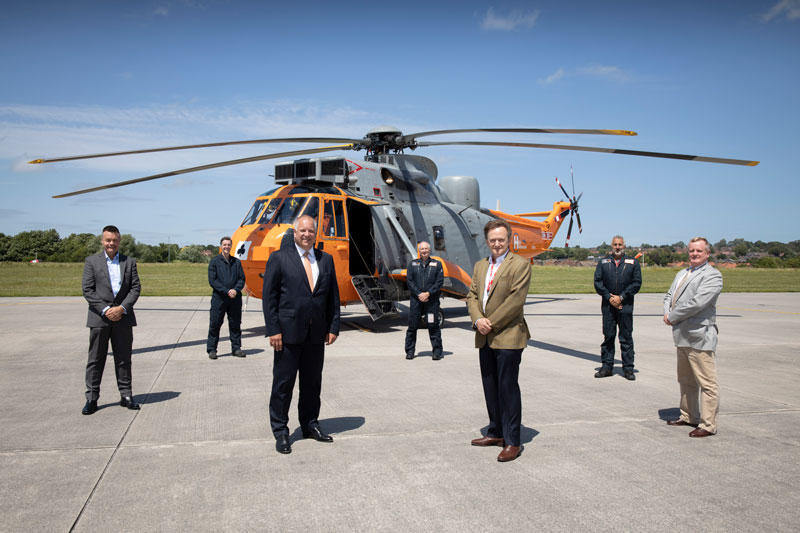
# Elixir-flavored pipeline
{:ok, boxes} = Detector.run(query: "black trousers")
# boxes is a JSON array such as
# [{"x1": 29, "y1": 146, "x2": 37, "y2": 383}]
[
  {"x1": 405, "y1": 299, "x2": 442, "y2": 356},
  {"x1": 479, "y1": 345, "x2": 523, "y2": 447},
  {"x1": 269, "y1": 342, "x2": 325, "y2": 437},
  {"x1": 600, "y1": 305, "x2": 635, "y2": 371},
  {"x1": 85, "y1": 324, "x2": 133, "y2": 401},
  {"x1": 207, "y1": 295, "x2": 242, "y2": 352}
]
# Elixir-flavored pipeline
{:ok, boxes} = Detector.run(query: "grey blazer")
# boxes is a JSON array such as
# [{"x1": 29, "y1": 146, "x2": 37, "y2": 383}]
[
  {"x1": 663, "y1": 263, "x2": 723, "y2": 351},
  {"x1": 82, "y1": 252, "x2": 141, "y2": 328}
]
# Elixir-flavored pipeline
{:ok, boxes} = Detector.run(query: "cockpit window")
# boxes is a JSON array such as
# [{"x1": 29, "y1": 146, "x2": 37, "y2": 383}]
[
  {"x1": 240, "y1": 199, "x2": 267, "y2": 226},
  {"x1": 258, "y1": 198, "x2": 282, "y2": 224},
  {"x1": 301, "y1": 197, "x2": 319, "y2": 221},
  {"x1": 273, "y1": 196, "x2": 308, "y2": 225}
]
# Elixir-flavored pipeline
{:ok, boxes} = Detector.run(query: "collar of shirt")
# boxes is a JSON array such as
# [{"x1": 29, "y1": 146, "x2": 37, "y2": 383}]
[
  {"x1": 689, "y1": 261, "x2": 708, "y2": 272},
  {"x1": 295, "y1": 243, "x2": 316, "y2": 263},
  {"x1": 104, "y1": 251, "x2": 120, "y2": 265},
  {"x1": 488, "y1": 249, "x2": 510, "y2": 267}
]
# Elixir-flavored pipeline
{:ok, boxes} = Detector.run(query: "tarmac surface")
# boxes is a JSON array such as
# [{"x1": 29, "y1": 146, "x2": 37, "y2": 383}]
[{"x1": 1, "y1": 292, "x2": 799, "y2": 532}]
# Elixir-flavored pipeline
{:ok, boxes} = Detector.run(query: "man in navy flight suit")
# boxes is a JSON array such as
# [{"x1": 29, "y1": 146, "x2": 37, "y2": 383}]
[
  {"x1": 207, "y1": 236, "x2": 246, "y2": 359},
  {"x1": 405, "y1": 241, "x2": 444, "y2": 360},
  {"x1": 593, "y1": 235, "x2": 642, "y2": 380}
]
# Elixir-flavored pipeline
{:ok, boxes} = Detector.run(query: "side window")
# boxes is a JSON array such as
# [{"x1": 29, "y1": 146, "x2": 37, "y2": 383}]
[
  {"x1": 333, "y1": 200, "x2": 346, "y2": 237},
  {"x1": 320, "y1": 199, "x2": 346, "y2": 237},
  {"x1": 433, "y1": 225, "x2": 445, "y2": 251}
]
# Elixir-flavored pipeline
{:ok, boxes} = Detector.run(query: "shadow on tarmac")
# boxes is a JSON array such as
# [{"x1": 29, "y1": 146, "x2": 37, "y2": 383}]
[{"x1": 287, "y1": 416, "x2": 367, "y2": 440}]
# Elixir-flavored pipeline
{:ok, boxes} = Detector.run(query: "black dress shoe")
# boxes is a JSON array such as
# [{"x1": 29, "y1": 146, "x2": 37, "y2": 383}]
[
  {"x1": 432, "y1": 353, "x2": 443, "y2": 360},
  {"x1": 594, "y1": 368, "x2": 613, "y2": 378},
  {"x1": 208, "y1": 350, "x2": 217, "y2": 360},
  {"x1": 303, "y1": 425, "x2": 333, "y2": 442},
  {"x1": 276, "y1": 434, "x2": 292, "y2": 454},
  {"x1": 82, "y1": 400, "x2": 98, "y2": 415},
  {"x1": 232, "y1": 349, "x2": 245, "y2": 358},
  {"x1": 120, "y1": 396, "x2": 140, "y2": 410},
  {"x1": 624, "y1": 371, "x2": 636, "y2": 381},
  {"x1": 406, "y1": 353, "x2": 414, "y2": 360}
]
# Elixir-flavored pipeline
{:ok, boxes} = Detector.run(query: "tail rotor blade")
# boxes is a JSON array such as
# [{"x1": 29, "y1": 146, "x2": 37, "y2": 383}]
[
  {"x1": 555, "y1": 176, "x2": 571, "y2": 199},
  {"x1": 565, "y1": 215, "x2": 574, "y2": 248}
]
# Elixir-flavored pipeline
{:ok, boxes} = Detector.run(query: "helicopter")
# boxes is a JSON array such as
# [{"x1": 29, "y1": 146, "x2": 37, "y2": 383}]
[{"x1": 31, "y1": 125, "x2": 758, "y2": 320}]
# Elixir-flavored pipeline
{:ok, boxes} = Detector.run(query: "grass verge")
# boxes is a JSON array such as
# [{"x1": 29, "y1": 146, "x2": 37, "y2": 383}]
[{"x1": 1, "y1": 262, "x2": 798, "y2": 297}]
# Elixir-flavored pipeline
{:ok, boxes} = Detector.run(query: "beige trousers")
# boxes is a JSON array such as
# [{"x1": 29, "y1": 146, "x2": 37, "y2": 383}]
[{"x1": 676, "y1": 346, "x2": 719, "y2": 434}]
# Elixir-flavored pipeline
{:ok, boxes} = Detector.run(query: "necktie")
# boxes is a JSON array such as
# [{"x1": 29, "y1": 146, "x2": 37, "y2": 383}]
[
  {"x1": 303, "y1": 252, "x2": 314, "y2": 291},
  {"x1": 671, "y1": 271, "x2": 691, "y2": 310}
]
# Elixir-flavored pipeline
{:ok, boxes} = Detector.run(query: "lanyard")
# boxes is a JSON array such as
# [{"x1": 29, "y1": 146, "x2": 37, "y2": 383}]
[{"x1": 486, "y1": 259, "x2": 500, "y2": 294}]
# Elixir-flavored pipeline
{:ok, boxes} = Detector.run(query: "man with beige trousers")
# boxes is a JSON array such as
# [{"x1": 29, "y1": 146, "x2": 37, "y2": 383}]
[{"x1": 663, "y1": 237, "x2": 723, "y2": 437}]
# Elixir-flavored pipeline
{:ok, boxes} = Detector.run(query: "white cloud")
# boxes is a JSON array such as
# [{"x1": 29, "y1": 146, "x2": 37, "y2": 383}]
[
  {"x1": 0, "y1": 101, "x2": 419, "y2": 177},
  {"x1": 481, "y1": 7, "x2": 539, "y2": 31},
  {"x1": 153, "y1": 6, "x2": 169, "y2": 17},
  {"x1": 541, "y1": 68, "x2": 565, "y2": 85},
  {"x1": 761, "y1": 0, "x2": 800, "y2": 21},
  {"x1": 539, "y1": 64, "x2": 629, "y2": 85}
]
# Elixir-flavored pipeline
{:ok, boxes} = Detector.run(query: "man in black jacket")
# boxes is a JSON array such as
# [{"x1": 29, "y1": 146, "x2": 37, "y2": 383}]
[
  {"x1": 207, "y1": 236, "x2": 246, "y2": 359},
  {"x1": 262, "y1": 215, "x2": 340, "y2": 454},
  {"x1": 593, "y1": 235, "x2": 642, "y2": 380},
  {"x1": 405, "y1": 241, "x2": 444, "y2": 360}
]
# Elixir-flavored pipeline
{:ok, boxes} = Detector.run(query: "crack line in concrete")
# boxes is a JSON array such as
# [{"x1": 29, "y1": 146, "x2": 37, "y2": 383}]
[{"x1": 68, "y1": 297, "x2": 206, "y2": 532}]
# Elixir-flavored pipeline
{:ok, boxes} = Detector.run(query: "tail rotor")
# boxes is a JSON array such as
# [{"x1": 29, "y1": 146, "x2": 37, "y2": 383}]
[{"x1": 555, "y1": 166, "x2": 583, "y2": 248}]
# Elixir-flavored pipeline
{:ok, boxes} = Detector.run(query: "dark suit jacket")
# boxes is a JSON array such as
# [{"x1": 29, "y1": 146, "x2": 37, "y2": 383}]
[
  {"x1": 82, "y1": 251, "x2": 141, "y2": 328},
  {"x1": 262, "y1": 246, "x2": 340, "y2": 345}
]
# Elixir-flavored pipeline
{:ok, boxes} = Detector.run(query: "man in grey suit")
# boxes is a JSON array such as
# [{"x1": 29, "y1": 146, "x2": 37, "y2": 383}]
[
  {"x1": 81, "y1": 225, "x2": 141, "y2": 415},
  {"x1": 663, "y1": 237, "x2": 722, "y2": 437}
]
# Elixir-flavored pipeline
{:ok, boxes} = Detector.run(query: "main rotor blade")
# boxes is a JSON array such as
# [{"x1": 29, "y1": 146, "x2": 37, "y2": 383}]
[
  {"x1": 30, "y1": 137, "x2": 362, "y2": 164},
  {"x1": 52, "y1": 144, "x2": 353, "y2": 198},
  {"x1": 417, "y1": 141, "x2": 759, "y2": 166},
  {"x1": 404, "y1": 128, "x2": 637, "y2": 142},
  {"x1": 576, "y1": 211, "x2": 583, "y2": 234}
]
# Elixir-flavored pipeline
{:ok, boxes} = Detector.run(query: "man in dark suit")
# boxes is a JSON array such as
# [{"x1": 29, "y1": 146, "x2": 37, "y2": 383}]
[
  {"x1": 593, "y1": 235, "x2": 642, "y2": 380},
  {"x1": 262, "y1": 215, "x2": 340, "y2": 454},
  {"x1": 466, "y1": 219, "x2": 531, "y2": 463},
  {"x1": 81, "y1": 225, "x2": 141, "y2": 415},
  {"x1": 206, "y1": 236, "x2": 246, "y2": 359}
]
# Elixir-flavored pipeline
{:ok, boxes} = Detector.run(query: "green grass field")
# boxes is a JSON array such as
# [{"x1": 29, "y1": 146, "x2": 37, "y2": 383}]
[{"x1": 1, "y1": 262, "x2": 798, "y2": 297}]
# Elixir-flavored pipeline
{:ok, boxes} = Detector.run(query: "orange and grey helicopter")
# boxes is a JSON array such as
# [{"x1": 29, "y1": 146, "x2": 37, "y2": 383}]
[{"x1": 32, "y1": 126, "x2": 758, "y2": 320}]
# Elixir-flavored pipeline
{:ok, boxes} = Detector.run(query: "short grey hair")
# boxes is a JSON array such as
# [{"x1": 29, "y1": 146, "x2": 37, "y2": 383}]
[
  {"x1": 294, "y1": 215, "x2": 318, "y2": 232},
  {"x1": 612, "y1": 235, "x2": 625, "y2": 244}
]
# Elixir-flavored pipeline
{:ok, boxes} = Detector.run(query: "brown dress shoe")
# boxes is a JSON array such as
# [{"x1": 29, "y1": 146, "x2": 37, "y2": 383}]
[
  {"x1": 667, "y1": 419, "x2": 698, "y2": 427},
  {"x1": 497, "y1": 445, "x2": 522, "y2": 462},
  {"x1": 689, "y1": 428, "x2": 714, "y2": 438},
  {"x1": 471, "y1": 436, "x2": 504, "y2": 447}
]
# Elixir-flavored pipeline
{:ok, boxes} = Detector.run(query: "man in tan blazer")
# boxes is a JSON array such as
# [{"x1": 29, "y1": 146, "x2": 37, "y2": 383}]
[
  {"x1": 663, "y1": 237, "x2": 723, "y2": 437},
  {"x1": 466, "y1": 219, "x2": 531, "y2": 462}
]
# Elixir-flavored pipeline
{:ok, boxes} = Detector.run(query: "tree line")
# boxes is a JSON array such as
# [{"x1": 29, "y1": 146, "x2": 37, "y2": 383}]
[
  {"x1": 536, "y1": 238, "x2": 800, "y2": 268},
  {"x1": 1, "y1": 229, "x2": 798, "y2": 267},
  {"x1": 0, "y1": 229, "x2": 218, "y2": 263}
]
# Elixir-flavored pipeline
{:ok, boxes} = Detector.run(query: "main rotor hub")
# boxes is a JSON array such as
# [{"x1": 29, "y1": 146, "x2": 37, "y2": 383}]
[{"x1": 364, "y1": 125, "x2": 409, "y2": 154}]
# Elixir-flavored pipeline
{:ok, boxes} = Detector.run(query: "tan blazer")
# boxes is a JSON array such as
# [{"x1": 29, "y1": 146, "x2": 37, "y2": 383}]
[{"x1": 466, "y1": 252, "x2": 531, "y2": 349}]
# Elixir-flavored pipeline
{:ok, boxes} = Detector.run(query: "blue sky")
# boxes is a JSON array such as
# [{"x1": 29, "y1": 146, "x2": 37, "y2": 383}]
[{"x1": 1, "y1": 1, "x2": 798, "y2": 248}]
